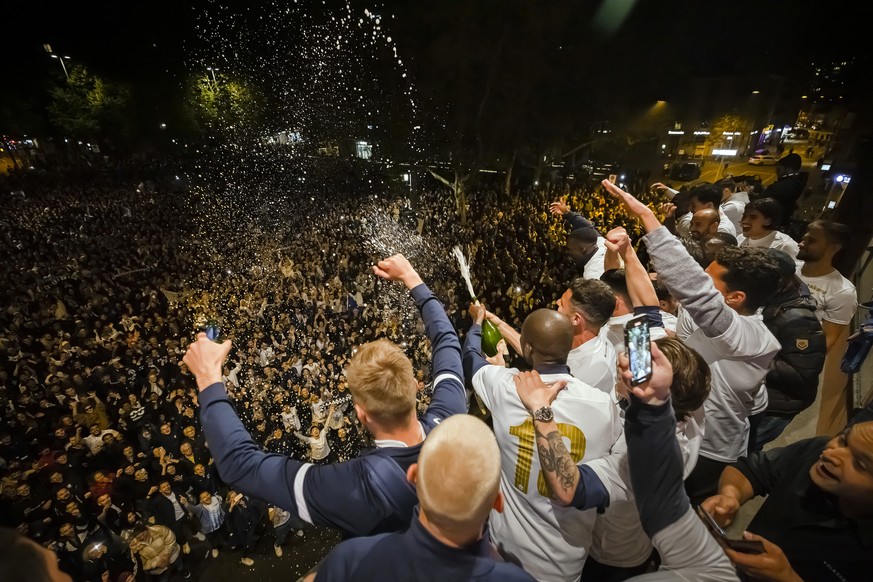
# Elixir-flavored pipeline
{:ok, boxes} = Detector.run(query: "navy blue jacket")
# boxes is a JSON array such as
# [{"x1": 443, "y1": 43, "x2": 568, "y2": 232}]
[
  {"x1": 198, "y1": 283, "x2": 466, "y2": 538},
  {"x1": 315, "y1": 509, "x2": 535, "y2": 581}
]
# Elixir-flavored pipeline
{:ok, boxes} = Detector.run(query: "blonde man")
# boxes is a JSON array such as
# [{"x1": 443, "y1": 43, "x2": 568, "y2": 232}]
[
  {"x1": 184, "y1": 254, "x2": 466, "y2": 538},
  {"x1": 307, "y1": 415, "x2": 534, "y2": 581}
]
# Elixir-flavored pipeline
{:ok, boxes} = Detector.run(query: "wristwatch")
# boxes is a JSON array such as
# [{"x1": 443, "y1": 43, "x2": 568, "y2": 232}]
[{"x1": 531, "y1": 406, "x2": 554, "y2": 422}]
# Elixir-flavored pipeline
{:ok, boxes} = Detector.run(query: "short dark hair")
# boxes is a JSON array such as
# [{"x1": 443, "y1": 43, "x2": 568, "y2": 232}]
[
  {"x1": 715, "y1": 246, "x2": 781, "y2": 311},
  {"x1": 744, "y1": 197, "x2": 783, "y2": 229},
  {"x1": 704, "y1": 232, "x2": 739, "y2": 247},
  {"x1": 0, "y1": 528, "x2": 52, "y2": 582},
  {"x1": 717, "y1": 179, "x2": 736, "y2": 193},
  {"x1": 600, "y1": 269, "x2": 631, "y2": 308},
  {"x1": 568, "y1": 227, "x2": 598, "y2": 245},
  {"x1": 689, "y1": 183, "x2": 722, "y2": 208},
  {"x1": 807, "y1": 219, "x2": 851, "y2": 248},
  {"x1": 567, "y1": 278, "x2": 615, "y2": 329},
  {"x1": 652, "y1": 278, "x2": 672, "y2": 302}
]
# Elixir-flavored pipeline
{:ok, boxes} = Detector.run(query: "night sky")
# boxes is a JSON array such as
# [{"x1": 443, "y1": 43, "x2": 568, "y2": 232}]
[{"x1": 4, "y1": 0, "x2": 865, "y2": 134}]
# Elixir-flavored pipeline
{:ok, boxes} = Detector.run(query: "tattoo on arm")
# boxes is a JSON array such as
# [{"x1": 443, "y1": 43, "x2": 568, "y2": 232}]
[{"x1": 536, "y1": 427, "x2": 580, "y2": 498}]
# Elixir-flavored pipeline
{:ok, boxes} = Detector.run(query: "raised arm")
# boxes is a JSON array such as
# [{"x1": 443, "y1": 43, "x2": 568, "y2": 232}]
[
  {"x1": 604, "y1": 227, "x2": 659, "y2": 309},
  {"x1": 185, "y1": 335, "x2": 306, "y2": 514},
  {"x1": 374, "y1": 254, "x2": 466, "y2": 421},
  {"x1": 603, "y1": 180, "x2": 735, "y2": 338},
  {"x1": 550, "y1": 199, "x2": 600, "y2": 234},
  {"x1": 462, "y1": 303, "x2": 489, "y2": 380}
]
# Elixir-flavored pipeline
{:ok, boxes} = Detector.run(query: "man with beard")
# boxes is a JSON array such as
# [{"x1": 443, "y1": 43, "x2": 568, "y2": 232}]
[
  {"x1": 702, "y1": 419, "x2": 873, "y2": 582},
  {"x1": 796, "y1": 220, "x2": 857, "y2": 435}
]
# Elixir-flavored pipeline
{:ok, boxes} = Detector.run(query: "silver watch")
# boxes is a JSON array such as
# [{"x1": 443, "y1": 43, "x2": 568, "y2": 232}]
[{"x1": 531, "y1": 406, "x2": 554, "y2": 422}]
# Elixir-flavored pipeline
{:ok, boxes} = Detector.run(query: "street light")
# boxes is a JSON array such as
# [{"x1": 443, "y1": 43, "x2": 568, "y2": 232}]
[
  {"x1": 51, "y1": 54, "x2": 71, "y2": 80},
  {"x1": 206, "y1": 67, "x2": 218, "y2": 84}
]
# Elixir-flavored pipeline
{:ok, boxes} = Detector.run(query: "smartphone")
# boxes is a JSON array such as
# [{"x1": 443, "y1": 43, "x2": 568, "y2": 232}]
[
  {"x1": 696, "y1": 506, "x2": 765, "y2": 554},
  {"x1": 624, "y1": 315, "x2": 652, "y2": 386}
]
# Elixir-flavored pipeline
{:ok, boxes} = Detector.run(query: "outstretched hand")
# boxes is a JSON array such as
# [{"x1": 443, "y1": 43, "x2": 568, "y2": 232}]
[
  {"x1": 373, "y1": 254, "x2": 424, "y2": 290},
  {"x1": 182, "y1": 333, "x2": 233, "y2": 392},
  {"x1": 513, "y1": 370, "x2": 568, "y2": 412},
  {"x1": 617, "y1": 341, "x2": 672, "y2": 406},
  {"x1": 601, "y1": 180, "x2": 657, "y2": 225},
  {"x1": 549, "y1": 200, "x2": 571, "y2": 216}
]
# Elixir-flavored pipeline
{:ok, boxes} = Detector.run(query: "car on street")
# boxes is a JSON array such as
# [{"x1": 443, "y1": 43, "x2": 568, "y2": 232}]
[{"x1": 749, "y1": 154, "x2": 778, "y2": 166}]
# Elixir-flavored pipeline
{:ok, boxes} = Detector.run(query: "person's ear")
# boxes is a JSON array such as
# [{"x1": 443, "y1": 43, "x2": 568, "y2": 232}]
[
  {"x1": 406, "y1": 463, "x2": 418, "y2": 486},
  {"x1": 725, "y1": 290, "x2": 746, "y2": 309},
  {"x1": 492, "y1": 491, "x2": 504, "y2": 513}
]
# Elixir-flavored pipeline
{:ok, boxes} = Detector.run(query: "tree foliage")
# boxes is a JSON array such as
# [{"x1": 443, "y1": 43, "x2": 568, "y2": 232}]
[{"x1": 47, "y1": 65, "x2": 130, "y2": 139}]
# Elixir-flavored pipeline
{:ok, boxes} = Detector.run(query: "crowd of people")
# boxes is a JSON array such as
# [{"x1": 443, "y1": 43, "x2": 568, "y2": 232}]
[{"x1": 1, "y1": 151, "x2": 870, "y2": 582}]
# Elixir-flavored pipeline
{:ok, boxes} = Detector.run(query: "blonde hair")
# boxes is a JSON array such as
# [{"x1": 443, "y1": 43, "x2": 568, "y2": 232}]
[
  {"x1": 346, "y1": 339, "x2": 417, "y2": 429},
  {"x1": 417, "y1": 415, "x2": 501, "y2": 531}
]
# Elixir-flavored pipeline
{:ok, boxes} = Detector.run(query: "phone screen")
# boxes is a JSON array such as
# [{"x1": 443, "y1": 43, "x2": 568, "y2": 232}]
[
  {"x1": 608, "y1": 173, "x2": 618, "y2": 185},
  {"x1": 204, "y1": 319, "x2": 221, "y2": 341},
  {"x1": 625, "y1": 315, "x2": 652, "y2": 386}
]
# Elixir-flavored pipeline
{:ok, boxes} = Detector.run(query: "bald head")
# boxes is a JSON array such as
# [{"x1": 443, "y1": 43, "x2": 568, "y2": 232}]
[
  {"x1": 690, "y1": 209, "x2": 720, "y2": 241},
  {"x1": 416, "y1": 415, "x2": 501, "y2": 532},
  {"x1": 520, "y1": 309, "x2": 574, "y2": 365}
]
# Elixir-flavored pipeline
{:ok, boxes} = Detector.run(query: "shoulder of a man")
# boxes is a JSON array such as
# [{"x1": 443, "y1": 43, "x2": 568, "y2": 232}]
[
  {"x1": 303, "y1": 452, "x2": 415, "y2": 536},
  {"x1": 315, "y1": 532, "x2": 398, "y2": 582}
]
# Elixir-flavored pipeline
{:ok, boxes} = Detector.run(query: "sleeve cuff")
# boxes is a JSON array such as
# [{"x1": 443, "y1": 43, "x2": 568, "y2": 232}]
[
  {"x1": 197, "y1": 382, "x2": 229, "y2": 407},
  {"x1": 410, "y1": 282, "x2": 432, "y2": 304}
]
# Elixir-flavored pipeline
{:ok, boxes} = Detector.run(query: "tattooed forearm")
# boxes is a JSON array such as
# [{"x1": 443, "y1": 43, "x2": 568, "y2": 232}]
[{"x1": 535, "y1": 427, "x2": 579, "y2": 498}]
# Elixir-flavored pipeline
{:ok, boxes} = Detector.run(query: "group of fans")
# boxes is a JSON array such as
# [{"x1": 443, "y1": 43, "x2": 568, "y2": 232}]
[{"x1": 1, "y1": 151, "x2": 870, "y2": 582}]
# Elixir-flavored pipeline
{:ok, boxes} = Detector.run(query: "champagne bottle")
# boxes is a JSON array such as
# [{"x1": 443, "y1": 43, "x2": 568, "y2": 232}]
[{"x1": 480, "y1": 318, "x2": 504, "y2": 358}]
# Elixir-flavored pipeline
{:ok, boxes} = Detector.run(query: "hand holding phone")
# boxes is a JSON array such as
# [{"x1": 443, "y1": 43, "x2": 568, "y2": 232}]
[
  {"x1": 624, "y1": 315, "x2": 652, "y2": 386},
  {"x1": 696, "y1": 506, "x2": 765, "y2": 554}
]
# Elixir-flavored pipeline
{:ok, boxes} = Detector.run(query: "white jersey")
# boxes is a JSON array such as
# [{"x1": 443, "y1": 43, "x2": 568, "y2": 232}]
[
  {"x1": 472, "y1": 365, "x2": 622, "y2": 582},
  {"x1": 737, "y1": 231, "x2": 799, "y2": 259},
  {"x1": 721, "y1": 192, "x2": 749, "y2": 234},
  {"x1": 567, "y1": 334, "x2": 617, "y2": 396},
  {"x1": 586, "y1": 407, "x2": 704, "y2": 567},
  {"x1": 675, "y1": 306, "x2": 779, "y2": 462},
  {"x1": 797, "y1": 266, "x2": 858, "y2": 325}
]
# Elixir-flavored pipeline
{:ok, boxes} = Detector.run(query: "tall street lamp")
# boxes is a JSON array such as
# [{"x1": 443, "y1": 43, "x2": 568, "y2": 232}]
[
  {"x1": 207, "y1": 67, "x2": 218, "y2": 84},
  {"x1": 51, "y1": 54, "x2": 71, "y2": 80}
]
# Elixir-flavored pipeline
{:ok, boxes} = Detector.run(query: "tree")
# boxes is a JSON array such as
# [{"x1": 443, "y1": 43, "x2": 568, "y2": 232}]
[
  {"x1": 47, "y1": 65, "x2": 130, "y2": 139},
  {"x1": 185, "y1": 72, "x2": 260, "y2": 136}
]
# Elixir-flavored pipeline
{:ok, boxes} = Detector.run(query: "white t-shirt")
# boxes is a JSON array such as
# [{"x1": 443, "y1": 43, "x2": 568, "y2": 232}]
[
  {"x1": 736, "y1": 231, "x2": 799, "y2": 259},
  {"x1": 472, "y1": 365, "x2": 622, "y2": 582},
  {"x1": 797, "y1": 267, "x2": 858, "y2": 325},
  {"x1": 603, "y1": 313, "x2": 635, "y2": 355},
  {"x1": 586, "y1": 407, "x2": 704, "y2": 567},
  {"x1": 567, "y1": 333, "x2": 617, "y2": 395},
  {"x1": 675, "y1": 306, "x2": 780, "y2": 462}
]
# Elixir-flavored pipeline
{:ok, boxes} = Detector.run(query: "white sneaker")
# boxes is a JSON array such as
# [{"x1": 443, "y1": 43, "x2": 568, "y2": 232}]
[
  {"x1": 274, "y1": 545, "x2": 283, "y2": 557},
  {"x1": 240, "y1": 557, "x2": 255, "y2": 566},
  {"x1": 211, "y1": 548, "x2": 219, "y2": 559},
  {"x1": 194, "y1": 532, "x2": 206, "y2": 541}
]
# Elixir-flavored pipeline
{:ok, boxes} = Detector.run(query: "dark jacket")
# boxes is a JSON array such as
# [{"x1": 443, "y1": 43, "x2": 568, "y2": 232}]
[
  {"x1": 762, "y1": 286, "x2": 825, "y2": 415},
  {"x1": 762, "y1": 172, "x2": 808, "y2": 224}
]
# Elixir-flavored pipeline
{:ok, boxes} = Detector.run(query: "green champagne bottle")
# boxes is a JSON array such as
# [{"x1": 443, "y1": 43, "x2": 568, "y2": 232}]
[{"x1": 481, "y1": 319, "x2": 504, "y2": 358}]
